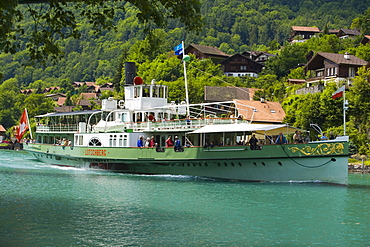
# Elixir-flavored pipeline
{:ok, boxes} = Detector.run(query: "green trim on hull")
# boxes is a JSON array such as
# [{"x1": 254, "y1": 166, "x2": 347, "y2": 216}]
[{"x1": 24, "y1": 141, "x2": 349, "y2": 185}]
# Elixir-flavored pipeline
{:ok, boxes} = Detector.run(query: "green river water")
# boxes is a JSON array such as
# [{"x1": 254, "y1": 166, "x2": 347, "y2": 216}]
[{"x1": 0, "y1": 150, "x2": 369, "y2": 246}]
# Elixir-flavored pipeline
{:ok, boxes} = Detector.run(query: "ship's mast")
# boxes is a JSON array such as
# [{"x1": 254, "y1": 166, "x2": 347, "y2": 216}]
[{"x1": 182, "y1": 41, "x2": 190, "y2": 117}]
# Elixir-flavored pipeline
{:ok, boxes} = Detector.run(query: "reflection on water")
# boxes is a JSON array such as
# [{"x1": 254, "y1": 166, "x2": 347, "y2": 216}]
[{"x1": 0, "y1": 150, "x2": 369, "y2": 246}]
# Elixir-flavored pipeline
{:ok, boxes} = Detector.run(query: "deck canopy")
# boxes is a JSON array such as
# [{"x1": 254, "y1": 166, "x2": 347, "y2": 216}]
[
  {"x1": 189, "y1": 124, "x2": 306, "y2": 136},
  {"x1": 35, "y1": 110, "x2": 102, "y2": 118}
]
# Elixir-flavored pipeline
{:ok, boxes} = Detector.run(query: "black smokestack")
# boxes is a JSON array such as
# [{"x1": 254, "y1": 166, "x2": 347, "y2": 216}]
[{"x1": 124, "y1": 62, "x2": 136, "y2": 85}]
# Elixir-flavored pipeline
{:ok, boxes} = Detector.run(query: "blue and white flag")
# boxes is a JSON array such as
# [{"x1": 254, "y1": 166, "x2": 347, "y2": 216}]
[{"x1": 174, "y1": 43, "x2": 183, "y2": 55}]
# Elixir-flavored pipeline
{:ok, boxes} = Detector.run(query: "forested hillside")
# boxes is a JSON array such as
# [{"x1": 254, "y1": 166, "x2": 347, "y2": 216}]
[
  {"x1": 0, "y1": 0, "x2": 368, "y2": 86},
  {"x1": 1, "y1": 0, "x2": 370, "y2": 154}
]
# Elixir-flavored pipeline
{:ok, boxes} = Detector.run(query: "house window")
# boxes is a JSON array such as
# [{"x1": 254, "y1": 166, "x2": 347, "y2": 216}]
[
  {"x1": 316, "y1": 69, "x2": 324, "y2": 77},
  {"x1": 240, "y1": 66, "x2": 247, "y2": 70},
  {"x1": 349, "y1": 67, "x2": 356, "y2": 77}
]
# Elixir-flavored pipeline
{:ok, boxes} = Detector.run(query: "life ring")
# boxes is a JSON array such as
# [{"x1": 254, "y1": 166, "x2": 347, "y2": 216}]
[{"x1": 118, "y1": 100, "x2": 125, "y2": 108}]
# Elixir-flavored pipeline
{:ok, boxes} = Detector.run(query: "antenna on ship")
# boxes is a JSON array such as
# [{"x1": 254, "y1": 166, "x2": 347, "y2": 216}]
[{"x1": 175, "y1": 41, "x2": 190, "y2": 116}]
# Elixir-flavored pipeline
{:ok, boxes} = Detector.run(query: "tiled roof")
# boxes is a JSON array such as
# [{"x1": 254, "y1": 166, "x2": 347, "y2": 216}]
[
  {"x1": 235, "y1": 99, "x2": 286, "y2": 123},
  {"x1": 80, "y1": 93, "x2": 98, "y2": 100},
  {"x1": 339, "y1": 29, "x2": 361, "y2": 36},
  {"x1": 57, "y1": 97, "x2": 66, "y2": 106},
  {"x1": 291, "y1": 26, "x2": 320, "y2": 32},
  {"x1": 204, "y1": 86, "x2": 258, "y2": 102}
]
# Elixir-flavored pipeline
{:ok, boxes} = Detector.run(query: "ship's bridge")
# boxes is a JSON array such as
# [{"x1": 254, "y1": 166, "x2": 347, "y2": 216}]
[{"x1": 124, "y1": 83, "x2": 168, "y2": 110}]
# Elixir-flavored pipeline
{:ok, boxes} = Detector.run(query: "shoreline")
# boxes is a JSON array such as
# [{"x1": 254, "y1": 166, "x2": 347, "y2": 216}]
[{"x1": 348, "y1": 164, "x2": 370, "y2": 174}]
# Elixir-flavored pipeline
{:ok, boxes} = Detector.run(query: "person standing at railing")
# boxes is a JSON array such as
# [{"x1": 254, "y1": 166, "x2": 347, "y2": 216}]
[
  {"x1": 165, "y1": 135, "x2": 174, "y2": 147},
  {"x1": 137, "y1": 136, "x2": 144, "y2": 148}
]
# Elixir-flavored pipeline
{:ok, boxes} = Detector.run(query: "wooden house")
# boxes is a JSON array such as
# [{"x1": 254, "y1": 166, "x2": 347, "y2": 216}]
[
  {"x1": 337, "y1": 29, "x2": 361, "y2": 39},
  {"x1": 305, "y1": 52, "x2": 367, "y2": 86},
  {"x1": 360, "y1": 35, "x2": 370, "y2": 45},
  {"x1": 185, "y1": 44, "x2": 230, "y2": 63},
  {"x1": 220, "y1": 54, "x2": 263, "y2": 77},
  {"x1": 289, "y1": 26, "x2": 321, "y2": 42}
]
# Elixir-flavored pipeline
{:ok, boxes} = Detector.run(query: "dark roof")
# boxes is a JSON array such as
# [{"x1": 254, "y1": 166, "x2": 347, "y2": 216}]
[
  {"x1": 339, "y1": 29, "x2": 361, "y2": 36},
  {"x1": 187, "y1": 44, "x2": 230, "y2": 57},
  {"x1": 306, "y1": 52, "x2": 367, "y2": 70}
]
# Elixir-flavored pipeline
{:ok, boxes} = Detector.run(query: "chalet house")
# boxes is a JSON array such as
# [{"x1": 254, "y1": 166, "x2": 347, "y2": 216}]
[
  {"x1": 77, "y1": 99, "x2": 102, "y2": 111},
  {"x1": 337, "y1": 29, "x2": 361, "y2": 39},
  {"x1": 45, "y1": 93, "x2": 66, "y2": 101},
  {"x1": 242, "y1": 51, "x2": 275, "y2": 65},
  {"x1": 204, "y1": 86, "x2": 259, "y2": 102},
  {"x1": 99, "y1": 83, "x2": 114, "y2": 92},
  {"x1": 72, "y1": 81, "x2": 97, "y2": 88},
  {"x1": 234, "y1": 99, "x2": 285, "y2": 124},
  {"x1": 42, "y1": 87, "x2": 60, "y2": 93},
  {"x1": 242, "y1": 51, "x2": 260, "y2": 61},
  {"x1": 305, "y1": 52, "x2": 367, "y2": 86},
  {"x1": 86, "y1": 84, "x2": 100, "y2": 94},
  {"x1": 220, "y1": 54, "x2": 263, "y2": 77},
  {"x1": 185, "y1": 44, "x2": 230, "y2": 63},
  {"x1": 254, "y1": 52, "x2": 275, "y2": 64},
  {"x1": 289, "y1": 26, "x2": 321, "y2": 42},
  {"x1": 360, "y1": 35, "x2": 370, "y2": 45},
  {"x1": 20, "y1": 89, "x2": 36, "y2": 95}
]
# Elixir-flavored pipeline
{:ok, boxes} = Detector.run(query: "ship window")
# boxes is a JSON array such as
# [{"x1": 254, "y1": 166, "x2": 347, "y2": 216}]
[
  {"x1": 89, "y1": 137, "x2": 102, "y2": 146},
  {"x1": 78, "y1": 135, "x2": 83, "y2": 145}
]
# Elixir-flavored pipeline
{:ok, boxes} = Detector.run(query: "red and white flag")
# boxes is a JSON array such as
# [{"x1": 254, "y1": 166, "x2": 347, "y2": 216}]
[
  {"x1": 16, "y1": 109, "x2": 29, "y2": 141},
  {"x1": 332, "y1": 85, "x2": 346, "y2": 99}
]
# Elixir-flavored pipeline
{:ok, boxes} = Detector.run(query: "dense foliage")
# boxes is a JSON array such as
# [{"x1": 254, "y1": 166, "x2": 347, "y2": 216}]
[{"x1": 1, "y1": 0, "x2": 370, "y2": 155}]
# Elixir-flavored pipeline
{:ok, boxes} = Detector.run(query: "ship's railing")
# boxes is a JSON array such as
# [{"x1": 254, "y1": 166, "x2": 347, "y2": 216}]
[
  {"x1": 36, "y1": 118, "x2": 247, "y2": 133},
  {"x1": 129, "y1": 118, "x2": 247, "y2": 131},
  {"x1": 36, "y1": 124, "x2": 79, "y2": 132}
]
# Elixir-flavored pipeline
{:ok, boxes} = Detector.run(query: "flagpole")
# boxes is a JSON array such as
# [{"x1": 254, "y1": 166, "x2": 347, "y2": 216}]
[
  {"x1": 25, "y1": 108, "x2": 33, "y2": 139},
  {"x1": 343, "y1": 86, "x2": 348, "y2": 136},
  {"x1": 182, "y1": 40, "x2": 190, "y2": 117}
]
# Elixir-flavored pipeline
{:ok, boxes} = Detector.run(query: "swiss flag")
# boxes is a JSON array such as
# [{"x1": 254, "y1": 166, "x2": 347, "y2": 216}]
[
  {"x1": 332, "y1": 85, "x2": 346, "y2": 99},
  {"x1": 16, "y1": 109, "x2": 29, "y2": 141}
]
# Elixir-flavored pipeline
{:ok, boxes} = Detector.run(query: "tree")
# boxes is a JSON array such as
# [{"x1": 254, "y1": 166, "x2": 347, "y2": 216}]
[
  {"x1": 346, "y1": 67, "x2": 370, "y2": 155},
  {"x1": 264, "y1": 43, "x2": 307, "y2": 78},
  {"x1": 1, "y1": 0, "x2": 203, "y2": 63}
]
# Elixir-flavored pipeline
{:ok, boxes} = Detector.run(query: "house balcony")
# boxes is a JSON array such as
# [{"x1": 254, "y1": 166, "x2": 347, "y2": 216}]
[{"x1": 306, "y1": 76, "x2": 347, "y2": 85}]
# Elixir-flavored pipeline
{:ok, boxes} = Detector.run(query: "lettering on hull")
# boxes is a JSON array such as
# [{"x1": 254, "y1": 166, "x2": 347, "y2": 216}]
[{"x1": 84, "y1": 149, "x2": 107, "y2": 156}]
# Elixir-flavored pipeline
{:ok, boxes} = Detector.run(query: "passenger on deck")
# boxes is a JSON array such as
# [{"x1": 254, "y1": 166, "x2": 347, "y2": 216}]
[
  {"x1": 174, "y1": 136, "x2": 181, "y2": 151},
  {"x1": 144, "y1": 137, "x2": 150, "y2": 147},
  {"x1": 137, "y1": 136, "x2": 144, "y2": 148},
  {"x1": 149, "y1": 136, "x2": 156, "y2": 147},
  {"x1": 275, "y1": 132, "x2": 288, "y2": 144},
  {"x1": 293, "y1": 131, "x2": 303, "y2": 143},
  {"x1": 248, "y1": 134, "x2": 258, "y2": 150},
  {"x1": 186, "y1": 115, "x2": 191, "y2": 126},
  {"x1": 320, "y1": 133, "x2": 328, "y2": 141},
  {"x1": 165, "y1": 135, "x2": 174, "y2": 147}
]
